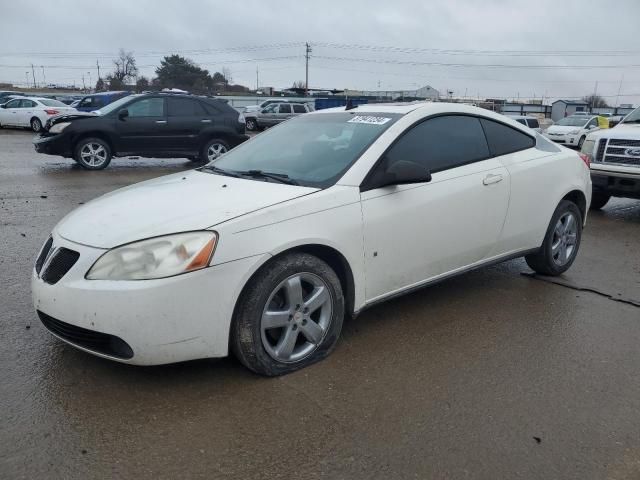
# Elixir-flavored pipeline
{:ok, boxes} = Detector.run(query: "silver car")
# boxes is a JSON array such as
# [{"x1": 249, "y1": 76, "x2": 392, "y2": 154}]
[{"x1": 246, "y1": 102, "x2": 313, "y2": 130}]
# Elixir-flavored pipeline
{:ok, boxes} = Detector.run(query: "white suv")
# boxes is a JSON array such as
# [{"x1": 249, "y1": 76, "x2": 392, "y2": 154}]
[{"x1": 581, "y1": 106, "x2": 640, "y2": 209}]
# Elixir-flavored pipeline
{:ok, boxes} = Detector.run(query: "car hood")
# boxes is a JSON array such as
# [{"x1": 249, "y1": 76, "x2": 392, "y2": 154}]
[
  {"x1": 56, "y1": 170, "x2": 318, "y2": 249},
  {"x1": 45, "y1": 111, "x2": 98, "y2": 129},
  {"x1": 547, "y1": 125, "x2": 584, "y2": 134},
  {"x1": 587, "y1": 122, "x2": 640, "y2": 140}
]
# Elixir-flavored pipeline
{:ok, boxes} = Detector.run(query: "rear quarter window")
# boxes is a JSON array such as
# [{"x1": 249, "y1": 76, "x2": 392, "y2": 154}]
[{"x1": 480, "y1": 118, "x2": 535, "y2": 156}]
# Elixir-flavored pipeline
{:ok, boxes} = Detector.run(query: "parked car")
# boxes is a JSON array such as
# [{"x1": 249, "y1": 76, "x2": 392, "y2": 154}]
[
  {"x1": 545, "y1": 115, "x2": 605, "y2": 148},
  {"x1": 75, "y1": 91, "x2": 130, "y2": 112},
  {"x1": 581, "y1": 105, "x2": 640, "y2": 209},
  {"x1": 506, "y1": 115, "x2": 542, "y2": 133},
  {"x1": 34, "y1": 92, "x2": 248, "y2": 169},
  {"x1": 32, "y1": 103, "x2": 591, "y2": 375},
  {"x1": 243, "y1": 99, "x2": 295, "y2": 114},
  {"x1": 246, "y1": 102, "x2": 312, "y2": 130},
  {"x1": 0, "y1": 97, "x2": 76, "y2": 132},
  {"x1": 0, "y1": 94, "x2": 23, "y2": 107},
  {"x1": 0, "y1": 91, "x2": 25, "y2": 104}
]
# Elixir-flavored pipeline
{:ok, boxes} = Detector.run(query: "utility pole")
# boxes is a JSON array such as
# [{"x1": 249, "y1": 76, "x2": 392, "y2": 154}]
[
  {"x1": 41, "y1": 66, "x2": 46, "y2": 87},
  {"x1": 305, "y1": 42, "x2": 311, "y2": 96},
  {"x1": 82, "y1": 75, "x2": 86, "y2": 92},
  {"x1": 615, "y1": 73, "x2": 624, "y2": 109},
  {"x1": 592, "y1": 80, "x2": 598, "y2": 111},
  {"x1": 256, "y1": 65, "x2": 259, "y2": 91},
  {"x1": 96, "y1": 60, "x2": 101, "y2": 81},
  {"x1": 31, "y1": 64, "x2": 37, "y2": 88}
]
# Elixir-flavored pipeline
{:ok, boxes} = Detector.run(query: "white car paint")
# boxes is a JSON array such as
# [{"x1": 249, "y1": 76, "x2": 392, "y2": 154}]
[
  {"x1": 545, "y1": 115, "x2": 600, "y2": 147},
  {"x1": 0, "y1": 96, "x2": 76, "y2": 130},
  {"x1": 32, "y1": 102, "x2": 591, "y2": 366}
]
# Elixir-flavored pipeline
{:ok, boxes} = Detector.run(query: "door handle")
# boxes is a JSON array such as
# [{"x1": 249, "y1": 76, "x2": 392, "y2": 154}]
[
  {"x1": 483, "y1": 174, "x2": 503, "y2": 185},
  {"x1": 155, "y1": 120, "x2": 167, "y2": 124},
  {"x1": 201, "y1": 119, "x2": 212, "y2": 123}
]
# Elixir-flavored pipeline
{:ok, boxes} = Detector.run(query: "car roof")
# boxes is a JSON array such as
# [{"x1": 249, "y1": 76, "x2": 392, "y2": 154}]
[
  {"x1": 506, "y1": 115, "x2": 536, "y2": 120},
  {"x1": 91, "y1": 91, "x2": 129, "y2": 96}
]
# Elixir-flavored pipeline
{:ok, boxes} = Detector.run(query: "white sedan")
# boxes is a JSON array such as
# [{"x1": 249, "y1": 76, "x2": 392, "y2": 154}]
[
  {"x1": 545, "y1": 115, "x2": 600, "y2": 149},
  {"x1": 32, "y1": 103, "x2": 591, "y2": 375},
  {"x1": 0, "y1": 97, "x2": 76, "y2": 132}
]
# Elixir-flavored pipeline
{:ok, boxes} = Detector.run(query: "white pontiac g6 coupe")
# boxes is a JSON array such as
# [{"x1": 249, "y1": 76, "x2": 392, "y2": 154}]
[{"x1": 32, "y1": 103, "x2": 592, "y2": 375}]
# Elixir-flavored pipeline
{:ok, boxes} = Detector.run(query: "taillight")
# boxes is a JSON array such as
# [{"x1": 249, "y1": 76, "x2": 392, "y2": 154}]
[
  {"x1": 44, "y1": 109, "x2": 59, "y2": 115},
  {"x1": 578, "y1": 153, "x2": 591, "y2": 168}
]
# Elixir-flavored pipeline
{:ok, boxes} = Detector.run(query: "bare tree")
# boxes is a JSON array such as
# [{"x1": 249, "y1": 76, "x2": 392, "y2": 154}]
[
  {"x1": 112, "y1": 48, "x2": 138, "y2": 83},
  {"x1": 291, "y1": 80, "x2": 306, "y2": 89},
  {"x1": 222, "y1": 67, "x2": 233, "y2": 87},
  {"x1": 582, "y1": 94, "x2": 608, "y2": 108}
]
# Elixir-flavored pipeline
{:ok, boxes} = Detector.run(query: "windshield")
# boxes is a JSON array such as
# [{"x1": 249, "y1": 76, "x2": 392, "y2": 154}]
[
  {"x1": 95, "y1": 94, "x2": 136, "y2": 115},
  {"x1": 555, "y1": 117, "x2": 589, "y2": 127},
  {"x1": 622, "y1": 107, "x2": 640, "y2": 124},
  {"x1": 39, "y1": 99, "x2": 67, "y2": 107},
  {"x1": 210, "y1": 112, "x2": 401, "y2": 188}
]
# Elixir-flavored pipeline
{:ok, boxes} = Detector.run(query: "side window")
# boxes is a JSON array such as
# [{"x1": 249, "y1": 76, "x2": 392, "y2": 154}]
[
  {"x1": 92, "y1": 97, "x2": 104, "y2": 108},
  {"x1": 6, "y1": 99, "x2": 21, "y2": 108},
  {"x1": 385, "y1": 115, "x2": 490, "y2": 173},
  {"x1": 23, "y1": 100, "x2": 36, "y2": 107},
  {"x1": 79, "y1": 97, "x2": 93, "y2": 108},
  {"x1": 480, "y1": 118, "x2": 535, "y2": 156},
  {"x1": 292, "y1": 104, "x2": 306, "y2": 113},
  {"x1": 263, "y1": 104, "x2": 278, "y2": 113},
  {"x1": 168, "y1": 98, "x2": 206, "y2": 117},
  {"x1": 127, "y1": 98, "x2": 164, "y2": 117},
  {"x1": 515, "y1": 118, "x2": 527, "y2": 126},
  {"x1": 527, "y1": 118, "x2": 540, "y2": 129},
  {"x1": 587, "y1": 118, "x2": 598, "y2": 128},
  {"x1": 278, "y1": 104, "x2": 292, "y2": 114},
  {"x1": 202, "y1": 102, "x2": 221, "y2": 116}
]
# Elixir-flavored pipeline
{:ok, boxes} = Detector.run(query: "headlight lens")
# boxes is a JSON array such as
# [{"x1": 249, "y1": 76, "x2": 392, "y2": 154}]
[
  {"x1": 86, "y1": 231, "x2": 217, "y2": 280},
  {"x1": 568, "y1": 129, "x2": 580, "y2": 134},
  {"x1": 49, "y1": 122, "x2": 71, "y2": 134}
]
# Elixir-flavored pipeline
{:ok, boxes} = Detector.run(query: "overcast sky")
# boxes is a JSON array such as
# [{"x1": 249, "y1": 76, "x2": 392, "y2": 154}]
[{"x1": 2, "y1": 0, "x2": 640, "y2": 105}]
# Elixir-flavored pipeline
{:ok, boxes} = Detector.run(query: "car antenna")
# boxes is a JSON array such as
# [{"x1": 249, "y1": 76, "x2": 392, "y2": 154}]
[{"x1": 345, "y1": 99, "x2": 357, "y2": 111}]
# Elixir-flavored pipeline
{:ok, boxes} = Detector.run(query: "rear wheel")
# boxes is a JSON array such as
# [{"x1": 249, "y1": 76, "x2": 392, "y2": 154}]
[
  {"x1": 590, "y1": 191, "x2": 611, "y2": 210},
  {"x1": 200, "y1": 138, "x2": 229, "y2": 163},
  {"x1": 246, "y1": 118, "x2": 257, "y2": 131},
  {"x1": 231, "y1": 253, "x2": 344, "y2": 376},
  {"x1": 74, "y1": 137, "x2": 112, "y2": 170},
  {"x1": 525, "y1": 200, "x2": 582, "y2": 276},
  {"x1": 31, "y1": 117, "x2": 43, "y2": 133}
]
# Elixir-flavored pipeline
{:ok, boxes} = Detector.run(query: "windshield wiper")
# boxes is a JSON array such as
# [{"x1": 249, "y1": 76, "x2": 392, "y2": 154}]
[
  {"x1": 200, "y1": 165, "x2": 243, "y2": 178},
  {"x1": 237, "y1": 169, "x2": 299, "y2": 185}
]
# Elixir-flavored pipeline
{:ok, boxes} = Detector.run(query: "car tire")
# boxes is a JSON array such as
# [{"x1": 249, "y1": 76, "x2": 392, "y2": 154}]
[
  {"x1": 231, "y1": 252, "x2": 345, "y2": 376},
  {"x1": 589, "y1": 191, "x2": 611, "y2": 210},
  {"x1": 74, "y1": 137, "x2": 112, "y2": 170},
  {"x1": 525, "y1": 200, "x2": 582, "y2": 276},
  {"x1": 200, "y1": 138, "x2": 229, "y2": 163},
  {"x1": 31, "y1": 117, "x2": 43, "y2": 133},
  {"x1": 246, "y1": 118, "x2": 257, "y2": 131},
  {"x1": 577, "y1": 136, "x2": 586, "y2": 149}
]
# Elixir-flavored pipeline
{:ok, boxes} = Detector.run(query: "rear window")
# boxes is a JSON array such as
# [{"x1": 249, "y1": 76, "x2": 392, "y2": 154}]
[
  {"x1": 39, "y1": 99, "x2": 67, "y2": 107},
  {"x1": 527, "y1": 118, "x2": 540, "y2": 129},
  {"x1": 168, "y1": 98, "x2": 206, "y2": 116},
  {"x1": 480, "y1": 118, "x2": 535, "y2": 156},
  {"x1": 293, "y1": 104, "x2": 306, "y2": 113}
]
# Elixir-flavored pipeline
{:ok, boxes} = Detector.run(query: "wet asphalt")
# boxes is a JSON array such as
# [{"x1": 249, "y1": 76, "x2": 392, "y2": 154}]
[{"x1": 1, "y1": 129, "x2": 639, "y2": 479}]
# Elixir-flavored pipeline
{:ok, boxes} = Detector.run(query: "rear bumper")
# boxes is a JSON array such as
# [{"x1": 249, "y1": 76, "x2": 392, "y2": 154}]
[{"x1": 34, "y1": 133, "x2": 73, "y2": 157}]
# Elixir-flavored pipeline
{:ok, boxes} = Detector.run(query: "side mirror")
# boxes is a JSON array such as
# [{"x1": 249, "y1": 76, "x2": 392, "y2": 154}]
[
  {"x1": 367, "y1": 159, "x2": 432, "y2": 190},
  {"x1": 0, "y1": 104, "x2": 5, "y2": 109},
  {"x1": 118, "y1": 108, "x2": 129, "y2": 120}
]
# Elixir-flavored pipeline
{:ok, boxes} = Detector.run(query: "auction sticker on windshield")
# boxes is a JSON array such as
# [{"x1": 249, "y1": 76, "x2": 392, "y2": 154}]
[{"x1": 347, "y1": 115, "x2": 392, "y2": 125}]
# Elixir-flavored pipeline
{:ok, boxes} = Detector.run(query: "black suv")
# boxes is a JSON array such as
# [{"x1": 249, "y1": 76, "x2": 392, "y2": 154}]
[{"x1": 34, "y1": 92, "x2": 248, "y2": 170}]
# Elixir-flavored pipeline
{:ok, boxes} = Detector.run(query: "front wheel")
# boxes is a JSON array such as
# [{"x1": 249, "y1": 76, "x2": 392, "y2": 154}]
[
  {"x1": 231, "y1": 253, "x2": 345, "y2": 376},
  {"x1": 245, "y1": 118, "x2": 257, "y2": 131},
  {"x1": 525, "y1": 200, "x2": 582, "y2": 276},
  {"x1": 200, "y1": 138, "x2": 229, "y2": 163},
  {"x1": 74, "y1": 137, "x2": 112, "y2": 170}
]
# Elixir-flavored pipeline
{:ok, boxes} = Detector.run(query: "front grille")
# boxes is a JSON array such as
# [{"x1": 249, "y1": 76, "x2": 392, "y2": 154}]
[
  {"x1": 598, "y1": 138, "x2": 640, "y2": 167},
  {"x1": 41, "y1": 247, "x2": 80, "y2": 284},
  {"x1": 35, "y1": 237, "x2": 53, "y2": 274},
  {"x1": 38, "y1": 311, "x2": 134, "y2": 359},
  {"x1": 595, "y1": 140, "x2": 606, "y2": 162}
]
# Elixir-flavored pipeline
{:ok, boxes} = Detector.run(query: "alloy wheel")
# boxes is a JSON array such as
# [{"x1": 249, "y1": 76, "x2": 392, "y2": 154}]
[
  {"x1": 207, "y1": 143, "x2": 227, "y2": 161},
  {"x1": 80, "y1": 142, "x2": 108, "y2": 167},
  {"x1": 260, "y1": 273, "x2": 333, "y2": 363},
  {"x1": 31, "y1": 118, "x2": 42, "y2": 132},
  {"x1": 551, "y1": 211, "x2": 578, "y2": 266}
]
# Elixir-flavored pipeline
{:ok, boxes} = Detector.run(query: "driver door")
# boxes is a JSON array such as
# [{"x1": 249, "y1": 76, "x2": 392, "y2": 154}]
[
  {"x1": 360, "y1": 115, "x2": 510, "y2": 301},
  {"x1": 113, "y1": 97, "x2": 167, "y2": 154},
  {"x1": 2, "y1": 99, "x2": 23, "y2": 126}
]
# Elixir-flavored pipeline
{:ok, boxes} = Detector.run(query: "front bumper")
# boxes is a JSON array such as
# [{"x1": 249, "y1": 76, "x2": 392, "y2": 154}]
[
  {"x1": 33, "y1": 132, "x2": 73, "y2": 157},
  {"x1": 546, "y1": 132, "x2": 579, "y2": 146},
  {"x1": 591, "y1": 165, "x2": 640, "y2": 199},
  {"x1": 32, "y1": 231, "x2": 269, "y2": 365}
]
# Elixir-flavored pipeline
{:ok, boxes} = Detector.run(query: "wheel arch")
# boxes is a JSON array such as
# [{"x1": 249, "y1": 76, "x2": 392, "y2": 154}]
[
  {"x1": 72, "y1": 131, "x2": 115, "y2": 155},
  {"x1": 561, "y1": 189, "x2": 587, "y2": 222}
]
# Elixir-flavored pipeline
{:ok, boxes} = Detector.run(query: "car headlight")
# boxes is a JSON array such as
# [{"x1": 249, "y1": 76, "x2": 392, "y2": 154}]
[
  {"x1": 86, "y1": 231, "x2": 217, "y2": 280},
  {"x1": 568, "y1": 129, "x2": 580, "y2": 135},
  {"x1": 49, "y1": 122, "x2": 71, "y2": 134}
]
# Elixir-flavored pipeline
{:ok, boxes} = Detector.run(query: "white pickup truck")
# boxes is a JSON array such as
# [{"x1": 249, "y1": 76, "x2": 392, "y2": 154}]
[{"x1": 582, "y1": 106, "x2": 640, "y2": 209}]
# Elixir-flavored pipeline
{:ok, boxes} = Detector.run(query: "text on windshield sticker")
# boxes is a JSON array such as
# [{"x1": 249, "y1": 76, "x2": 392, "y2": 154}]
[{"x1": 347, "y1": 115, "x2": 392, "y2": 125}]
